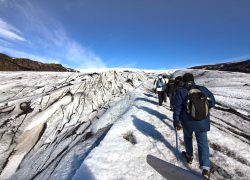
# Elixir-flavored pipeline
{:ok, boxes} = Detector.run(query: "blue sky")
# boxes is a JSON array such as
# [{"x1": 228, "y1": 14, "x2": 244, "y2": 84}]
[{"x1": 0, "y1": 0, "x2": 250, "y2": 70}]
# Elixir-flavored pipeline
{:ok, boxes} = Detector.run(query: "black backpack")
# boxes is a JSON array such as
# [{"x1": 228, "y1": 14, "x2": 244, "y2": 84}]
[
  {"x1": 185, "y1": 86, "x2": 209, "y2": 120},
  {"x1": 157, "y1": 79, "x2": 164, "y2": 88}
]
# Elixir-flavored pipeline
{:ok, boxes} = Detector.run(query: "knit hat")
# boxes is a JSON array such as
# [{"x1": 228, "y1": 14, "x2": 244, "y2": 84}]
[
  {"x1": 175, "y1": 76, "x2": 183, "y2": 82},
  {"x1": 183, "y1": 73, "x2": 194, "y2": 83}
]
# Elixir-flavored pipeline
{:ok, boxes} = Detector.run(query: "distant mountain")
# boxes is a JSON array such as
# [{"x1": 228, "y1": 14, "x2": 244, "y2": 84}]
[
  {"x1": 189, "y1": 60, "x2": 250, "y2": 73},
  {"x1": 0, "y1": 53, "x2": 77, "y2": 72}
]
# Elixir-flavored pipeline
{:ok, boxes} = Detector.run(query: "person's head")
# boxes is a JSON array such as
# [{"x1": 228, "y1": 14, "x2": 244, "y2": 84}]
[
  {"x1": 182, "y1": 73, "x2": 194, "y2": 83},
  {"x1": 158, "y1": 74, "x2": 163, "y2": 79},
  {"x1": 175, "y1": 76, "x2": 183, "y2": 82},
  {"x1": 175, "y1": 76, "x2": 183, "y2": 86},
  {"x1": 169, "y1": 78, "x2": 175, "y2": 83}
]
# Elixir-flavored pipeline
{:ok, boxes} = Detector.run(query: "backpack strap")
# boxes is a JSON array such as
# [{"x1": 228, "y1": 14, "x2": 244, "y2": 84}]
[
  {"x1": 188, "y1": 88, "x2": 201, "y2": 95},
  {"x1": 184, "y1": 83, "x2": 197, "y2": 91}
]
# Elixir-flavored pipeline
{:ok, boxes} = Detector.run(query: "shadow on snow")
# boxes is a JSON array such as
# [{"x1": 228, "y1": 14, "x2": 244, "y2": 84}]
[
  {"x1": 143, "y1": 93, "x2": 155, "y2": 98},
  {"x1": 132, "y1": 115, "x2": 176, "y2": 157},
  {"x1": 138, "y1": 106, "x2": 174, "y2": 131},
  {"x1": 135, "y1": 97, "x2": 159, "y2": 106}
]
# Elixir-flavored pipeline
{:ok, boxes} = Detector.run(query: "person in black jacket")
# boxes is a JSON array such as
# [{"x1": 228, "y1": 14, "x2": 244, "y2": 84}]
[
  {"x1": 166, "y1": 78, "x2": 175, "y2": 110},
  {"x1": 172, "y1": 76, "x2": 183, "y2": 104},
  {"x1": 173, "y1": 73, "x2": 216, "y2": 179}
]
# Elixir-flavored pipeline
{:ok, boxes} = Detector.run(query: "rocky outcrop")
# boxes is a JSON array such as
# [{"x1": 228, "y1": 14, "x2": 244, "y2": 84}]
[
  {"x1": 189, "y1": 60, "x2": 250, "y2": 73},
  {"x1": 0, "y1": 53, "x2": 77, "y2": 72}
]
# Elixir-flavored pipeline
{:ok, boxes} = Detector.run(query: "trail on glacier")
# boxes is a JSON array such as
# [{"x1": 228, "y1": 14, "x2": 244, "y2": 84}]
[{"x1": 73, "y1": 77, "x2": 250, "y2": 180}]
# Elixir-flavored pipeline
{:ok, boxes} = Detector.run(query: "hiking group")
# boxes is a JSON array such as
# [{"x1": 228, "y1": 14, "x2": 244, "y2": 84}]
[{"x1": 153, "y1": 73, "x2": 216, "y2": 179}]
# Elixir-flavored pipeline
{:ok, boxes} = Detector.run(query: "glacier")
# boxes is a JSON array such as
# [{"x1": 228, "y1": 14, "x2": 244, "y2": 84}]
[{"x1": 0, "y1": 69, "x2": 249, "y2": 180}]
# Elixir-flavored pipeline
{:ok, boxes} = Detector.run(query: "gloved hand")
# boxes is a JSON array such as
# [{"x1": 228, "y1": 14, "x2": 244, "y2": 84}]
[{"x1": 173, "y1": 120, "x2": 182, "y2": 130}]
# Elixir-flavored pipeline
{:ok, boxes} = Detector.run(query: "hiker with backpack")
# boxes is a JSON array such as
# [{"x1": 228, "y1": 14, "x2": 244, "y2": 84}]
[
  {"x1": 154, "y1": 74, "x2": 167, "y2": 106},
  {"x1": 172, "y1": 73, "x2": 215, "y2": 179}
]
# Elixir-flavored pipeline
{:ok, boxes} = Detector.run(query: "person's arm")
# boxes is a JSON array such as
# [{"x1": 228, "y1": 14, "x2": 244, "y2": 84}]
[
  {"x1": 164, "y1": 79, "x2": 167, "y2": 91},
  {"x1": 166, "y1": 82, "x2": 169, "y2": 95},
  {"x1": 173, "y1": 89, "x2": 183, "y2": 130},
  {"x1": 153, "y1": 79, "x2": 157, "y2": 93},
  {"x1": 173, "y1": 89, "x2": 183, "y2": 121},
  {"x1": 202, "y1": 87, "x2": 216, "y2": 108}
]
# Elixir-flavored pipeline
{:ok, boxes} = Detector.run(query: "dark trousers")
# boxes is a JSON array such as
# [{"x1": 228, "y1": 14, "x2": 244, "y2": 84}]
[
  {"x1": 183, "y1": 128, "x2": 210, "y2": 169},
  {"x1": 168, "y1": 93, "x2": 173, "y2": 109},
  {"x1": 157, "y1": 91, "x2": 166, "y2": 105}
]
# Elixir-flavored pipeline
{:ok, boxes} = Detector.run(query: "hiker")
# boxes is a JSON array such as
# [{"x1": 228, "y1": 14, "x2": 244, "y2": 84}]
[
  {"x1": 154, "y1": 74, "x2": 167, "y2": 106},
  {"x1": 173, "y1": 73, "x2": 215, "y2": 179},
  {"x1": 172, "y1": 76, "x2": 183, "y2": 104},
  {"x1": 166, "y1": 78, "x2": 175, "y2": 110},
  {"x1": 163, "y1": 74, "x2": 169, "y2": 102}
]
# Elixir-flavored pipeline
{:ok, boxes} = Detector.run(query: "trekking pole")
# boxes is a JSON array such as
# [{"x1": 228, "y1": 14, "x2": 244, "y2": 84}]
[{"x1": 175, "y1": 128, "x2": 180, "y2": 161}]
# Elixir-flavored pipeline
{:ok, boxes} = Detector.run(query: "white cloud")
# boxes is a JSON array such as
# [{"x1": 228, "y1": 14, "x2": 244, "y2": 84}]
[
  {"x1": 0, "y1": 0, "x2": 106, "y2": 69},
  {"x1": 50, "y1": 28, "x2": 106, "y2": 69},
  {"x1": 0, "y1": 18, "x2": 27, "y2": 42},
  {"x1": 66, "y1": 41, "x2": 106, "y2": 68}
]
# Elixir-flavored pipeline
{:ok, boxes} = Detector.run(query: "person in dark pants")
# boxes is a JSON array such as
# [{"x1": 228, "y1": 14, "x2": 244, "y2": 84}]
[
  {"x1": 167, "y1": 78, "x2": 175, "y2": 110},
  {"x1": 173, "y1": 73, "x2": 215, "y2": 179},
  {"x1": 154, "y1": 75, "x2": 167, "y2": 106},
  {"x1": 163, "y1": 74, "x2": 169, "y2": 103}
]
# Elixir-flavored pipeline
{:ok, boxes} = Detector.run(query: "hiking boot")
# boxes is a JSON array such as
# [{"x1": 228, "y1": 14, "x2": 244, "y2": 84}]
[
  {"x1": 202, "y1": 169, "x2": 210, "y2": 179},
  {"x1": 181, "y1": 151, "x2": 193, "y2": 164}
]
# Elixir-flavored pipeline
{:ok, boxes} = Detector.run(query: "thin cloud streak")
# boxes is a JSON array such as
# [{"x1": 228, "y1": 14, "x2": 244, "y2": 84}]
[{"x1": 0, "y1": 18, "x2": 27, "y2": 42}]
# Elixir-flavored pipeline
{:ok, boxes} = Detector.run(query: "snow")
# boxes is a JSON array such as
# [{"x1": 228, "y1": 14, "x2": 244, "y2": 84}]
[
  {"x1": 73, "y1": 89, "x2": 175, "y2": 180},
  {"x1": 25, "y1": 94, "x2": 72, "y2": 131},
  {"x1": 0, "y1": 153, "x2": 26, "y2": 180},
  {"x1": 73, "y1": 70, "x2": 250, "y2": 180},
  {"x1": 0, "y1": 69, "x2": 249, "y2": 180}
]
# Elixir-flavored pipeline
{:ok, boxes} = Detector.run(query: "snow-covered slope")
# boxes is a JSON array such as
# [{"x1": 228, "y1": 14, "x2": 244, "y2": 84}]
[
  {"x1": 0, "y1": 69, "x2": 249, "y2": 180},
  {"x1": 72, "y1": 70, "x2": 250, "y2": 180},
  {"x1": 0, "y1": 70, "x2": 149, "y2": 179}
]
